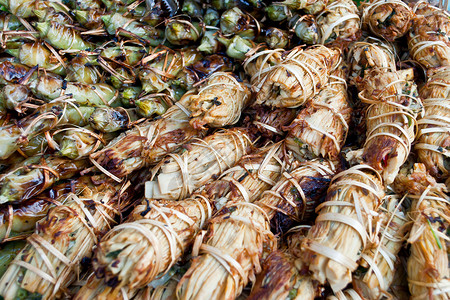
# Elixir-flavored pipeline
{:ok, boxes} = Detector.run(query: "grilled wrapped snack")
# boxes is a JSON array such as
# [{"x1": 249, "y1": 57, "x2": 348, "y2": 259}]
[
  {"x1": 302, "y1": 164, "x2": 385, "y2": 292},
  {"x1": 165, "y1": 19, "x2": 203, "y2": 46},
  {"x1": 352, "y1": 69, "x2": 423, "y2": 184},
  {"x1": 94, "y1": 197, "x2": 211, "y2": 291},
  {"x1": 0, "y1": 60, "x2": 31, "y2": 85},
  {"x1": 394, "y1": 163, "x2": 450, "y2": 300},
  {"x1": 0, "y1": 155, "x2": 89, "y2": 204},
  {"x1": 171, "y1": 54, "x2": 233, "y2": 92},
  {"x1": 0, "y1": 84, "x2": 31, "y2": 113},
  {"x1": 361, "y1": 0, "x2": 414, "y2": 41},
  {"x1": 247, "y1": 228, "x2": 319, "y2": 300},
  {"x1": 347, "y1": 37, "x2": 396, "y2": 83},
  {"x1": 91, "y1": 90, "x2": 204, "y2": 179},
  {"x1": 177, "y1": 159, "x2": 335, "y2": 300},
  {"x1": 75, "y1": 263, "x2": 184, "y2": 300},
  {"x1": 253, "y1": 45, "x2": 341, "y2": 108},
  {"x1": 0, "y1": 176, "x2": 96, "y2": 243},
  {"x1": 35, "y1": 21, "x2": 94, "y2": 51},
  {"x1": 289, "y1": 14, "x2": 320, "y2": 45},
  {"x1": 408, "y1": 2, "x2": 450, "y2": 68},
  {"x1": 279, "y1": 0, "x2": 328, "y2": 14},
  {"x1": 89, "y1": 107, "x2": 138, "y2": 133},
  {"x1": 26, "y1": 71, "x2": 119, "y2": 107},
  {"x1": 285, "y1": 61, "x2": 351, "y2": 160},
  {"x1": 316, "y1": 0, "x2": 360, "y2": 44},
  {"x1": 5, "y1": 42, "x2": 66, "y2": 75},
  {"x1": 189, "y1": 72, "x2": 251, "y2": 129},
  {"x1": 135, "y1": 93, "x2": 172, "y2": 118},
  {"x1": 102, "y1": 13, "x2": 164, "y2": 46},
  {"x1": 92, "y1": 142, "x2": 288, "y2": 294},
  {"x1": 145, "y1": 127, "x2": 253, "y2": 200},
  {"x1": 0, "y1": 199, "x2": 53, "y2": 243},
  {"x1": 66, "y1": 53, "x2": 100, "y2": 85},
  {"x1": 73, "y1": 273, "x2": 137, "y2": 300},
  {"x1": 0, "y1": 100, "x2": 94, "y2": 160},
  {"x1": 415, "y1": 66, "x2": 450, "y2": 180},
  {"x1": 0, "y1": 176, "x2": 134, "y2": 300},
  {"x1": 0, "y1": 0, "x2": 68, "y2": 18},
  {"x1": 353, "y1": 195, "x2": 409, "y2": 299},
  {"x1": 139, "y1": 47, "x2": 202, "y2": 94},
  {"x1": 57, "y1": 127, "x2": 117, "y2": 160}
]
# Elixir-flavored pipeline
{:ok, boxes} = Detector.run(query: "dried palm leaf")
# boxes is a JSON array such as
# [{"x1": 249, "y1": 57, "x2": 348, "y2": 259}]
[
  {"x1": 176, "y1": 159, "x2": 335, "y2": 300},
  {"x1": 327, "y1": 289, "x2": 364, "y2": 299},
  {"x1": 94, "y1": 142, "x2": 289, "y2": 292},
  {"x1": 302, "y1": 164, "x2": 385, "y2": 292},
  {"x1": 253, "y1": 45, "x2": 341, "y2": 108},
  {"x1": 361, "y1": 0, "x2": 414, "y2": 41},
  {"x1": 394, "y1": 163, "x2": 450, "y2": 300},
  {"x1": 408, "y1": 2, "x2": 450, "y2": 69},
  {"x1": 353, "y1": 194, "x2": 409, "y2": 299},
  {"x1": 316, "y1": 0, "x2": 360, "y2": 44},
  {"x1": 415, "y1": 66, "x2": 450, "y2": 180},
  {"x1": 146, "y1": 128, "x2": 252, "y2": 200},
  {"x1": 91, "y1": 90, "x2": 205, "y2": 180},
  {"x1": 0, "y1": 177, "x2": 134, "y2": 300},
  {"x1": 285, "y1": 60, "x2": 351, "y2": 160},
  {"x1": 347, "y1": 37, "x2": 397, "y2": 83},
  {"x1": 353, "y1": 68, "x2": 423, "y2": 184},
  {"x1": 189, "y1": 72, "x2": 251, "y2": 129}
]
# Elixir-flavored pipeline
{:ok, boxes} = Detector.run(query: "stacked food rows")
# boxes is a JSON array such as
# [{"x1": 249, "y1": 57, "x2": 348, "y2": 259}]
[{"x1": 0, "y1": 0, "x2": 448, "y2": 299}]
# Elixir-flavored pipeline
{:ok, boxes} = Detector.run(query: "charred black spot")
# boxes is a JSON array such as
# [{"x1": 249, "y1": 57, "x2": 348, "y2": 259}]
[{"x1": 140, "y1": 199, "x2": 151, "y2": 217}]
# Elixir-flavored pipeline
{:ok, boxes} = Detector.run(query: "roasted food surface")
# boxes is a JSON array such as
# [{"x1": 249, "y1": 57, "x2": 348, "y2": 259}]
[{"x1": 0, "y1": 0, "x2": 449, "y2": 299}]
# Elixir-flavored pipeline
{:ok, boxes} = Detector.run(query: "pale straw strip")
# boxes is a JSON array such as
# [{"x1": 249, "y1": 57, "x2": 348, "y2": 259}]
[{"x1": 306, "y1": 241, "x2": 358, "y2": 270}]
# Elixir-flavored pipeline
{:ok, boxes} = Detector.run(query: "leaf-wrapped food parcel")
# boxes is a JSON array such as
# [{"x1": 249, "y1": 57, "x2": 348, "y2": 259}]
[
  {"x1": 415, "y1": 66, "x2": 450, "y2": 180},
  {"x1": 285, "y1": 61, "x2": 351, "y2": 160},
  {"x1": 355, "y1": 69, "x2": 423, "y2": 184},
  {"x1": 93, "y1": 142, "x2": 288, "y2": 293},
  {"x1": 253, "y1": 45, "x2": 341, "y2": 108},
  {"x1": 247, "y1": 228, "x2": 319, "y2": 300},
  {"x1": 394, "y1": 163, "x2": 450, "y2": 300},
  {"x1": 302, "y1": 164, "x2": 385, "y2": 292},
  {"x1": 6, "y1": 42, "x2": 66, "y2": 75},
  {"x1": 91, "y1": 91, "x2": 205, "y2": 179},
  {"x1": 353, "y1": 195, "x2": 409, "y2": 299},
  {"x1": 361, "y1": 0, "x2": 413, "y2": 41},
  {"x1": 146, "y1": 127, "x2": 253, "y2": 200},
  {"x1": 316, "y1": 0, "x2": 360, "y2": 44},
  {"x1": 0, "y1": 176, "x2": 95, "y2": 243},
  {"x1": 0, "y1": 101, "x2": 94, "y2": 160},
  {"x1": 189, "y1": 72, "x2": 251, "y2": 129},
  {"x1": 408, "y1": 2, "x2": 450, "y2": 69},
  {"x1": 0, "y1": 177, "x2": 134, "y2": 300},
  {"x1": 347, "y1": 38, "x2": 396, "y2": 83},
  {"x1": 0, "y1": 155, "x2": 90, "y2": 204},
  {"x1": 176, "y1": 159, "x2": 335, "y2": 300}
]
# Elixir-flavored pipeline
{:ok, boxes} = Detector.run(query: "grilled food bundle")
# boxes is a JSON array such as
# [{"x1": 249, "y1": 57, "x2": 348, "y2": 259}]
[{"x1": 0, "y1": 0, "x2": 448, "y2": 299}]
